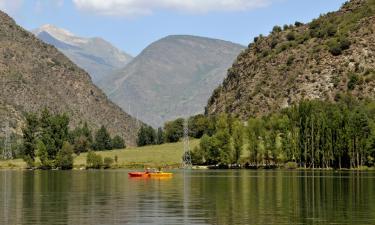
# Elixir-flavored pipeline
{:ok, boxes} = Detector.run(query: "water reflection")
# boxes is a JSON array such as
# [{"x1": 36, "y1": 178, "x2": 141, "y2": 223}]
[{"x1": 0, "y1": 170, "x2": 374, "y2": 225}]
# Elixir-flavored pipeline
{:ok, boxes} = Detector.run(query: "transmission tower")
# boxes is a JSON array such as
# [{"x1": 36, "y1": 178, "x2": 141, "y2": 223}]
[
  {"x1": 2, "y1": 121, "x2": 12, "y2": 160},
  {"x1": 182, "y1": 118, "x2": 192, "y2": 169}
]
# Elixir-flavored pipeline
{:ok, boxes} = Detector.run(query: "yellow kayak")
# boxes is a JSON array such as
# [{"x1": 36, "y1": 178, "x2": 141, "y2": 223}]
[{"x1": 148, "y1": 172, "x2": 173, "y2": 178}]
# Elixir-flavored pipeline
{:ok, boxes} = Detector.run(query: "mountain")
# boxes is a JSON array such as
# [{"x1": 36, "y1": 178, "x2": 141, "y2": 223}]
[
  {"x1": 99, "y1": 35, "x2": 245, "y2": 127},
  {"x1": 33, "y1": 24, "x2": 133, "y2": 82},
  {"x1": 0, "y1": 11, "x2": 140, "y2": 146},
  {"x1": 206, "y1": 0, "x2": 375, "y2": 119}
]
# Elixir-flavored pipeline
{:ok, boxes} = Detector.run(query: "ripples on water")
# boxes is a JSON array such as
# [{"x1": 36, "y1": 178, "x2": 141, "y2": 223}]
[{"x1": 0, "y1": 170, "x2": 374, "y2": 225}]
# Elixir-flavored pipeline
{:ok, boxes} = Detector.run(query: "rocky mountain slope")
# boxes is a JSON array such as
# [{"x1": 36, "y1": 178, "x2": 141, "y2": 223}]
[
  {"x1": 99, "y1": 35, "x2": 244, "y2": 127},
  {"x1": 206, "y1": 0, "x2": 375, "y2": 119},
  {"x1": 0, "y1": 11, "x2": 140, "y2": 146},
  {"x1": 33, "y1": 25, "x2": 133, "y2": 83}
]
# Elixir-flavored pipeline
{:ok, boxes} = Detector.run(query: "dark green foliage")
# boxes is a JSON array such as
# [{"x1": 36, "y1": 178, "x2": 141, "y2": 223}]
[
  {"x1": 286, "y1": 32, "x2": 296, "y2": 41},
  {"x1": 137, "y1": 125, "x2": 156, "y2": 146},
  {"x1": 22, "y1": 113, "x2": 39, "y2": 160},
  {"x1": 112, "y1": 135, "x2": 125, "y2": 149},
  {"x1": 86, "y1": 151, "x2": 103, "y2": 169},
  {"x1": 189, "y1": 114, "x2": 211, "y2": 138},
  {"x1": 232, "y1": 120, "x2": 244, "y2": 164},
  {"x1": 348, "y1": 73, "x2": 359, "y2": 90},
  {"x1": 70, "y1": 122, "x2": 93, "y2": 154},
  {"x1": 272, "y1": 25, "x2": 282, "y2": 33},
  {"x1": 22, "y1": 109, "x2": 70, "y2": 167},
  {"x1": 93, "y1": 125, "x2": 112, "y2": 151},
  {"x1": 73, "y1": 136, "x2": 90, "y2": 155},
  {"x1": 294, "y1": 21, "x2": 303, "y2": 27},
  {"x1": 164, "y1": 118, "x2": 184, "y2": 143},
  {"x1": 55, "y1": 142, "x2": 74, "y2": 170},
  {"x1": 103, "y1": 157, "x2": 114, "y2": 169},
  {"x1": 156, "y1": 127, "x2": 164, "y2": 145},
  {"x1": 38, "y1": 108, "x2": 70, "y2": 160},
  {"x1": 327, "y1": 36, "x2": 351, "y2": 56},
  {"x1": 37, "y1": 140, "x2": 53, "y2": 169}
]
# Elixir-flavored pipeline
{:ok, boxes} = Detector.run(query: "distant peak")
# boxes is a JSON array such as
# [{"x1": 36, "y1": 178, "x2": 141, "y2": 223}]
[
  {"x1": 34, "y1": 24, "x2": 88, "y2": 45},
  {"x1": 37, "y1": 24, "x2": 75, "y2": 37}
]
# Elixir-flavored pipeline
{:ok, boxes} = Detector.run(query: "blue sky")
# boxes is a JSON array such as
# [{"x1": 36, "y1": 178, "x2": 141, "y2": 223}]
[{"x1": 1, "y1": 0, "x2": 346, "y2": 56}]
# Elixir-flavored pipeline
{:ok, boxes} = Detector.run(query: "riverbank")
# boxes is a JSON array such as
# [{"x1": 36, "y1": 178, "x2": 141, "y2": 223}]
[{"x1": 0, "y1": 139, "x2": 200, "y2": 170}]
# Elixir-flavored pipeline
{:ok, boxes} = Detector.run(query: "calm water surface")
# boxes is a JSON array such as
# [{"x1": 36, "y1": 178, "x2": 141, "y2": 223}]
[{"x1": 0, "y1": 170, "x2": 374, "y2": 225}]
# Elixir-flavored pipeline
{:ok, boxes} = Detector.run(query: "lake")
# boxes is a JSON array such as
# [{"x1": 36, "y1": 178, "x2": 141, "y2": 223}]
[{"x1": 0, "y1": 170, "x2": 374, "y2": 225}]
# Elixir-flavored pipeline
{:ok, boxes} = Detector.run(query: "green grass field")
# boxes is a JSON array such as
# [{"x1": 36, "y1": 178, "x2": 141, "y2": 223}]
[{"x1": 0, "y1": 139, "x2": 200, "y2": 169}]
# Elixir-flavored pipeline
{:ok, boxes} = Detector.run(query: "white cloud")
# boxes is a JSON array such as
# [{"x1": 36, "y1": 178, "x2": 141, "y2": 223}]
[{"x1": 73, "y1": 0, "x2": 273, "y2": 17}]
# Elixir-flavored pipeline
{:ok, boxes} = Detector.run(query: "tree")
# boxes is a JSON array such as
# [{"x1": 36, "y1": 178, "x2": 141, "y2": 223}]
[
  {"x1": 214, "y1": 114, "x2": 232, "y2": 165},
  {"x1": 55, "y1": 142, "x2": 74, "y2": 170},
  {"x1": 22, "y1": 113, "x2": 39, "y2": 161},
  {"x1": 156, "y1": 127, "x2": 164, "y2": 145},
  {"x1": 232, "y1": 120, "x2": 244, "y2": 164},
  {"x1": 73, "y1": 135, "x2": 90, "y2": 155},
  {"x1": 112, "y1": 135, "x2": 125, "y2": 149},
  {"x1": 93, "y1": 125, "x2": 112, "y2": 150},
  {"x1": 137, "y1": 126, "x2": 156, "y2": 146},
  {"x1": 37, "y1": 140, "x2": 53, "y2": 169},
  {"x1": 71, "y1": 122, "x2": 93, "y2": 154},
  {"x1": 164, "y1": 118, "x2": 184, "y2": 142},
  {"x1": 189, "y1": 115, "x2": 210, "y2": 138}
]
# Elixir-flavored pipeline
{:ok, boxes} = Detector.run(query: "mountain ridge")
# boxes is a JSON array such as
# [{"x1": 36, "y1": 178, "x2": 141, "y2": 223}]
[
  {"x1": 32, "y1": 24, "x2": 133, "y2": 82},
  {"x1": 206, "y1": 0, "x2": 375, "y2": 119},
  {"x1": 0, "y1": 11, "x2": 140, "y2": 146},
  {"x1": 99, "y1": 35, "x2": 245, "y2": 127}
]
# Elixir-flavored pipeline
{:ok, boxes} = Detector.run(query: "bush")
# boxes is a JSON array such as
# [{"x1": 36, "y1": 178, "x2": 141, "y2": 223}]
[
  {"x1": 86, "y1": 151, "x2": 103, "y2": 169},
  {"x1": 348, "y1": 73, "x2": 359, "y2": 90},
  {"x1": 103, "y1": 157, "x2": 114, "y2": 169},
  {"x1": 327, "y1": 36, "x2": 351, "y2": 56},
  {"x1": 23, "y1": 155, "x2": 35, "y2": 169},
  {"x1": 286, "y1": 32, "x2": 296, "y2": 41},
  {"x1": 285, "y1": 162, "x2": 298, "y2": 169},
  {"x1": 56, "y1": 142, "x2": 74, "y2": 170}
]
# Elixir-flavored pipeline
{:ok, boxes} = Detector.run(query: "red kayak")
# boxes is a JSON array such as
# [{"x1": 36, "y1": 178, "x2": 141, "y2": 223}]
[{"x1": 128, "y1": 172, "x2": 148, "y2": 177}]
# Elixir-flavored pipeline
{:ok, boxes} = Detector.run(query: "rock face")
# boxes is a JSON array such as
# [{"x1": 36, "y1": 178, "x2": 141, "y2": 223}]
[
  {"x1": 0, "y1": 11, "x2": 140, "y2": 146},
  {"x1": 206, "y1": 0, "x2": 375, "y2": 119},
  {"x1": 33, "y1": 24, "x2": 133, "y2": 83},
  {"x1": 99, "y1": 35, "x2": 244, "y2": 127}
]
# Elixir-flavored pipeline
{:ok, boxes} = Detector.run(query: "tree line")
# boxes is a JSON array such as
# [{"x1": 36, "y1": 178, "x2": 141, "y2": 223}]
[
  {"x1": 136, "y1": 115, "x2": 216, "y2": 147},
  {"x1": 189, "y1": 95, "x2": 375, "y2": 169},
  {"x1": 21, "y1": 109, "x2": 125, "y2": 169}
]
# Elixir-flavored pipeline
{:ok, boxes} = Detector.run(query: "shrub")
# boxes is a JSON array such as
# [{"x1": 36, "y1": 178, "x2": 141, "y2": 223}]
[
  {"x1": 56, "y1": 142, "x2": 74, "y2": 170},
  {"x1": 287, "y1": 56, "x2": 295, "y2": 66},
  {"x1": 327, "y1": 39, "x2": 342, "y2": 56},
  {"x1": 103, "y1": 157, "x2": 114, "y2": 169},
  {"x1": 86, "y1": 151, "x2": 103, "y2": 169},
  {"x1": 347, "y1": 73, "x2": 359, "y2": 90},
  {"x1": 23, "y1": 155, "x2": 35, "y2": 169},
  {"x1": 286, "y1": 32, "x2": 296, "y2": 41},
  {"x1": 327, "y1": 36, "x2": 351, "y2": 56},
  {"x1": 285, "y1": 162, "x2": 298, "y2": 169}
]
